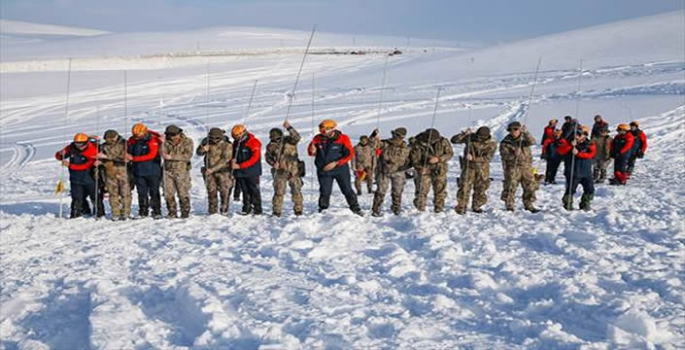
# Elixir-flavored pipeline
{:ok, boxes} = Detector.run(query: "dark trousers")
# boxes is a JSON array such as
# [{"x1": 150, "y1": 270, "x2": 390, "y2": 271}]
[
  {"x1": 237, "y1": 176, "x2": 262, "y2": 214},
  {"x1": 564, "y1": 176, "x2": 595, "y2": 196},
  {"x1": 70, "y1": 182, "x2": 96, "y2": 218},
  {"x1": 613, "y1": 154, "x2": 630, "y2": 183},
  {"x1": 317, "y1": 171, "x2": 361, "y2": 213},
  {"x1": 136, "y1": 175, "x2": 161, "y2": 216},
  {"x1": 545, "y1": 157, "x2": 562, "y2": 183}
]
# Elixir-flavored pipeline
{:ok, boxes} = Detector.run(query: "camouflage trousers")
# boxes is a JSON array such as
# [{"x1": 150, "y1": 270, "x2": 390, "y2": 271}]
[
  {"x1": 163, "y1": 170, "x2": 192, "y2": 217},
  {"x1": 592, "y1": 158, "x2": 611, "y2": 182},
  {"x1": 105, "y1": 167, "x2": 132, "y2": 217},
  {"x1": 456, "y1": 165, "x2": 491, "y2": 212},
  {"x1": 413, "y1": 171, "x2": 448, "y2": 213},
  {"x1": 272, "y1": 171, "x2": 303, "y2": 215},
  {"x1": 355, "y1": 165, "x2": 374, "y2": 194},
  {"x1": 203, "y1": 170, "x2": 233, "y2": 215},
  {"x1": 500, "y1": 165, "x2": 538, "y2": 209},
  {"x1": 372, "y1": 171, "x2": 406, "y2": 215}
]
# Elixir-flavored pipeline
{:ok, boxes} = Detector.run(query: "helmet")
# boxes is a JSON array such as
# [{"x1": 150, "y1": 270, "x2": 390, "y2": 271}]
[
  {"x1": 231, "y1": 124, "x2": 246, "y2": 139},
  {"x1": 269, "y1": 128, "x2": 283, "y2": 140},
  {"x1": 319, "y1": 119, "x2": 337, "y2": 131},
  {"x1": 391, "y1": 127, "x2": 407, "y2": 139},
  {"x1": 132, "y1": 123, "x2": 148, "y2": 137},
  {"x1": 73, "y1": 133, "x2": 89, "y2": 143},
  {"x1": 577, "y1": 125, "x2": 590, "y2": 136},
  {"x1": 617, "y1": 124, "x2": 630, "y2": 132},
  {"x1": 549, "y1": 119, "x2": 558, "y2": 124},
  {"x1": 165, "y1": 124, "x2": 182, "y2": 136},
  {"x1": 553, "y1": 129, "x2": 562, "y2": 137},
  {"x1": 630, "y1": 121, "x2": 640, "y2": 127},
  {"x1": 476, "y1": 126, "x2": 491, "y2": 138},
  {"x1": 208, "y1": 127, "x2": 224, "y2": 139}
]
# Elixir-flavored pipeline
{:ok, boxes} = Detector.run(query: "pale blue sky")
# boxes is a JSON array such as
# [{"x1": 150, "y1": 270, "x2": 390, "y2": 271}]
[{"x1": 1, "y1": 0, "x2": 682, "y2": 43}]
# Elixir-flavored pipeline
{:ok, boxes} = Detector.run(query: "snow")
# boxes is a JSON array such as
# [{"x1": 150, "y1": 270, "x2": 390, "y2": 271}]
[{"x1": 1, "y1": 11, "x2": 684, "y2": 350}]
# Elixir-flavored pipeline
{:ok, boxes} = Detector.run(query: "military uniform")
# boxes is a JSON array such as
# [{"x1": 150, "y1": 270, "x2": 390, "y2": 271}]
[
  {"x1": 409, "y1": 128, "x2": 454, "y2": 212},
  {"x1": 265, "y1": 125, "x2": 303, "y2": 216},
  {"x1": 162, "y1": 126, "x2": 194, "y2": 218},
  {"x1": 592, "y1": 134, "x2": 612, "y2": 183},
  {"x1": 451, "y1": 127, "x2": 497, "y2": 214},
  {"x1": 197, "y1": 128, "x2": 233, "y2": 215},
  {"x1": 100, "y1": 130, "x2": 132, "y2": 219},
  {"x1": 499, "y1": 122, "x2": 539, "y2": 212},
  {"x1": 353, "y1": 136, "x2": 375, "y2": 195},
  {"x1": 371, "y1": 128, "x2": 411, "y2": 216}
]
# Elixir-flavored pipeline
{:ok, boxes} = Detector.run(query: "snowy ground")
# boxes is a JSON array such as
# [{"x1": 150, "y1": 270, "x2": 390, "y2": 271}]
[{"x1": 1, "y1": 12, "x2": 684, "y2": 350}]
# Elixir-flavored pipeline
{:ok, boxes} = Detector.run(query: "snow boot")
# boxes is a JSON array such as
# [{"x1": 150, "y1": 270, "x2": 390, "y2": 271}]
[
  {"x1": 562, "y1": 195, "x2": 574, "y2": 211},
  {"x1": 579, "y1": 194, "x2": 593, "y2": 212},
  {"x1": 525, "y1": 206, "x2": 540, "y2": 213}
]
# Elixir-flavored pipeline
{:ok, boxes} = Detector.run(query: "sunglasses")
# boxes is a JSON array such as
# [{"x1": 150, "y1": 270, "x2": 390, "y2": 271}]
[{"x1": 74, "y1": 142, "x2": 87, "y2": 147}]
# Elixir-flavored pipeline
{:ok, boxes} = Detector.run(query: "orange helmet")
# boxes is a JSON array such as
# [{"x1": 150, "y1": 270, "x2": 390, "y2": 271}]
[
  {"x1": 549, "y1": 119, "x2": 558, "y2": 124},
  {"x1": 132, "y1": 123, "x2": 148, "y2": 137},
  {"x1": 319, "y1": 119, "x2": 337, "y2": 131},
  {"x1": 231, "y1": 124, "x2": 246, "y2": 139},
  {"x1": 577, "y1": 125, "x2": 590, "y2": 136},
  {"x1": 617, "y1": 124, "x2": 630, "y2": 131},
  {"x1": 73, "y1": 133, "x2": 89, "y2": 143},
  {"x1": 553, "y1": 129, "x2": 562, "y2": 137}
]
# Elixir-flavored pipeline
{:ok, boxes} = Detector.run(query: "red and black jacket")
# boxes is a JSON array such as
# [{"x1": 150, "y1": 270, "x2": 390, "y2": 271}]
[
  {"x1": 540, "y1": 125, "x2": 555, "y2": 145},
  {"x1": 233, "y1": 133, "x2": 262, "y2": 178},
  {"x1": 610, "y1": 133, "x2": 634, "y2": 159},
  {"x1": 308, "y1": 130, "x2": 355, "y2": 176},
  {"x1": 542, "y1": 137, "x2": 562, "y2": 161},
  {"x1": 127, "y1": 131, "x2": 163, "y2": 177},
  {"x1": 630, "y1": 129, "x2": 647, "y2": 155},
  {"x1": 55, "y1": 141, "x2": 98, "y2": 185},
  {"x1": 557, "y1": 138, "x2": 596, "y2": 178}
]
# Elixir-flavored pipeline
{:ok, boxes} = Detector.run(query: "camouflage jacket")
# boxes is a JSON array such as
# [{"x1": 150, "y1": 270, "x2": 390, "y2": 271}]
[
  {"x1": 265, "y1": 126, "x2": 301, "y2": 176},
  {"x1": 162, "y1": 133, "x2": 194, "y2": 172},
  {"x1": 451, "y1": 132, "x2": 497, "y2": 169},
  {"x1": 196, "y1": 136, "x2": 233, "y2": 173},
  {"x1": 499, "y1": 131, "x2": 535, "y2": 167},
  {"x1": 100, "y1": 137, "x2": 127, "y2": 176},
  {"x1": 592, "y1": 135, "x2": 612, "y2": 161},
  {"x1": 354, "y1": 144, "x2": 374, "y2": 169},
  {"x1": 409, "y1": 135, "x2": 454, "y2": 176},
  {"x1": 377, "y1": 137, "x2": 411, "y2": 174}
]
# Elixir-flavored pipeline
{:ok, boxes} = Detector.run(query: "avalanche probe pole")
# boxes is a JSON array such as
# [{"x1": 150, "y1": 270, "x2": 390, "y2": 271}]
[{"x1": 59, "y1": 58, "x2": 73, "y2": 219}]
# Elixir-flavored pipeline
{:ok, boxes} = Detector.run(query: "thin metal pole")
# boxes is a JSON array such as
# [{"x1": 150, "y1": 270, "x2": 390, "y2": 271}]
[
  {"x1": 568, "y1": 59, "x2": 584, "y2": 189},
  {"x1": 415, "y1": 87, "x2": 442, "y2": 207},
  {"x1": 59, "y1": 58, "x2": 73, "y2": 219}
]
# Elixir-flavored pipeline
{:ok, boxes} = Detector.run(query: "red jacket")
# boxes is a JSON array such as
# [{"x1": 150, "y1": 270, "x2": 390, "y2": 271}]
[
  {"x1": 237, "y1": 133, "x2": 262, "y2": 169},
  {"x1": 541, "y1": 125, "x2": 555, "y2": 145},
  {"x1": 127, "y1": 131, "x2": 163, "y2": 163},
  {"x1": 55, "y1": 142, "x2": 98, "y2": 171},
  {"x1": 611, "y1": 132, "x2": 634, "y2": 156},
  {"x1": 634, "y1": 130, "x2": 647, "y2": 153},
  {"x1": 557, "y1": 138, "x2": 597, "y2": 159}
]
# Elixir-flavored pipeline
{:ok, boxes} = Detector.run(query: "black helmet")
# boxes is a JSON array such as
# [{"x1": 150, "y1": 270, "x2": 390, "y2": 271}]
[{"x1": 269, "y1": 128, "x2": 284, "y2": 140}]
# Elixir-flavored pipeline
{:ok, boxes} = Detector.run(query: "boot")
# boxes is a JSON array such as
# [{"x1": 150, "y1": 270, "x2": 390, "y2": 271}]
[
  {"x1": 472, "y1": 208, "x2": 484, "y2": 214},
  {"x1": 455, "y1": 206, "x2": 466, "y2": 215},
  {"x1": 525, "y1": 206, "x2": 540, "y2": 213},
  {"x1": 70, "y1": 200, "x2": 83, "y2": 219},
  {"x1": 562, "y1": 195, "x2": 574, "y2": 211},
  {"x1": 579, "y1": 193, "x2": 593, "y2": 211},
  {"x1": 180, "y1": 197, "x2": 191, "y2": 218},
  {"x1": 138, "y1": 197, "x2": 149, "y2": 217}
]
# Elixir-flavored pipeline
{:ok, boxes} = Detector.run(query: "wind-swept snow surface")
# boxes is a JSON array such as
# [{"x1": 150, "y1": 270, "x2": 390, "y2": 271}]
[{"x1": 1, "y1": 12, "x2": 684, "y2": 349}]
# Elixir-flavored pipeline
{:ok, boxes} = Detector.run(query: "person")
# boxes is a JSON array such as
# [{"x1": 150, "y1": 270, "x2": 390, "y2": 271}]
[
  {"x1": 627, "y1": 121, "x2": 647, "y2": 178},
  {"x1": 55, "y1": 133, "x2": 98, "y2": 218},
  {"x1": 561, "y1": 116, "x2": 578, "y2": 141},
  {"x1": 370, "y1": 128, "x2": 383, "y2": 187},
  {"x1": 197, "y1": 127, "x2": 234, "y2": 215},
  {"x1": 609, "y1": 124, "x2": 635, "y2": 185},
  {"x1": 557, "y1": 125, "x2": 597, "y2": 211},
  {"x1": 499, "y1": 121, "x2": 539, "y2": 212},
  {"x1": 265, "y1": 121, "x2": 303, "y2": 217},
  {"x1": 308, "y1": 119, "x2": 362, "y2": 215},
  {"x1": 409, "y1": 128, "x2": 454, "y2": 213},
  {"x1": 97, "y1": 129, "x2": 132, "y2": 220},
  {"x1": 541, "y1": 129, "x2": 563, "y2": 185},
  {"x1": 231, "y1": 124, "x2": 263, "y2": 215},
  {"x1": 127, "y1": 123, "x2": 163, "y2": 219},
  {"x1": 591, "y1": 115, "x2": 609, "y2": 139},
  {"x1": 591, "y1": 125, "x2": 612, "y2": 183},
  {"x1": 371, "y1": 127, "x2": 411, "y2": 216},
  {"x1": 451, "y1": 126, "x2": 497, "y2": 214},
  {"x1": 407, "y1": 134, "x2": 422, "y2": 200},
  {"x1": 161, "y1": 125, "x2": 194, "y2": 218},
  {"x1": 353, "y1": 135, "x2": 375, "y2": 195},
  {"x1": 540, "y1": 119, "x2": 558, "y2": 145}
]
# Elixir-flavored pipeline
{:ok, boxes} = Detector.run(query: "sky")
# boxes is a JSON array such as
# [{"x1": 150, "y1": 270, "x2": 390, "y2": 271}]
[{"x1": 0, "y1": 0, "x2": 682, "y2": 43}]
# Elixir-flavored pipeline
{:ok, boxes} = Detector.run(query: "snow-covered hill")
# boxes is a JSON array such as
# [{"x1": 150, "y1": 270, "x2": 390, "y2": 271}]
[{"x1": 1, "y1": 11, "x2": 684, "y2": 350}]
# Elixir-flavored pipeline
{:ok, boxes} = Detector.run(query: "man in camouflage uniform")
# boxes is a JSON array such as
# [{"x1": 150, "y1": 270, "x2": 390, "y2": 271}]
[
  {"x1": 161, "y1": 124, "x2": 194, "y2": 218},
  {"x1": 592, "y1": 125, "x2": 612, "y2": 183},
  {"x1": 197, "y1": 127, "x2": 233, "y2": 215},
  {"x1": 451, "y1": 126, "x2": 497, "y2": 214},
  {"x1": 265, "y1": 121, "x2": 303, "y2": 217},
  {"x1": 353, "y1": 135, "x2": 375, "y2": 195},
  {"x1": 499, "y1": 121, "x2": 540, "y2": 212},
  {"x1": 409, "y1": 128, "x2": 454, "y2": 213},
  {"x1": 97, "y1": 129, "x2": 132, "y2": 220},
  {"x1": 371, "y1": 127, "x2": 411, "y2": 216}
]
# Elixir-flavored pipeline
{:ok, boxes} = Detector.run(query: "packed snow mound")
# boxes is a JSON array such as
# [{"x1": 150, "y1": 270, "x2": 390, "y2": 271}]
[{"x1": 0, "y1": 19, "x2": 109, "y2": 37}]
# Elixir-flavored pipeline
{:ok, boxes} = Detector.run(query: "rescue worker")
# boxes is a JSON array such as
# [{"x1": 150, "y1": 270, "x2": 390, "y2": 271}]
[
  {"x1": 451, "y1": 126, "x2": 497, "y2": 214},
  {"x1": 592, "y1": 125, "x2": 612, "y2": 183},
  {"x1": 161, "y1": 125, "x2": 193, "y2": 218},
  {"x1": 609, "y1": 124, "x2": 634, "y2": 185},
  {"x1": 308, "y1": 119, "x2": 362, "y2": 215},
  {"x1": 197, "y1": 127, "x2": 233, "y2": 215},
  {"x1": 231, "y1": 124, "x2": 263, "y2": 215},
  {"x1": 557, "y1": 125, "x2": 597, "y2": 211},
  {"x1": 371, "y1": 127, "x2": 411, "y2": 216},
  {"x1": 499, "y1": 121, "x2": 540, "y2": 212},
  {"x1": 97, "y1": 129, "x2": 132, "y2": 220},
  {"x1": 409, "y1": 128, "x2": 454, "y2": 213},
  {"x1": 541, "y1": 129, "x2": 563, "y2": 185},
  {"x1": 353, "y1": 135, "x2": 375, "y2": 195},
  {"x1": 591, "y1": 114, "x2": 609, "y2": 139},
  {"x1": 561, "y1": 116, "x2": 578, "y2": 141},
  {"x1": 627, "y1": 121, "x2": 648, "y2": 178},
  {"x1": 265, "y1": 120, "x2": 304, "y2": 217},
  {"x1": 541, "y1": 119, "x2": 558, "y2": 145},
  {"x1": 127, "y1": 123, "x2": 163, "y2": 219},
  {"x1": 55, "y1": 133, "x2": 98, "y2": 218}
]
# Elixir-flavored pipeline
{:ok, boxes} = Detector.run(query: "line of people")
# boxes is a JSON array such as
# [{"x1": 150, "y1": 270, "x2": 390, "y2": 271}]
[{"x1": 55, "y1": 114, "x2": 647, "y2": 220}]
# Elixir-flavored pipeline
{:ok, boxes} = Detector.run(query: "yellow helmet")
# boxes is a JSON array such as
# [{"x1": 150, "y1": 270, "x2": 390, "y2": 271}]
[
  {"x1": 630, "y1": 121, "x2": 640, "y2": 127},
  {"x1": 73, "y1": 133, "x2": 89, "y2": 143},
  {"x1": 319, "y1": 119, "x2": 337, "y2": 131},
  {"x1": 132, "y1": 123, "x2": 148, "y2": 137},
  {"x1": 617, "y1": 124, "x2": 630, "y2": 132},
  {"x1": 231, "y1": 124, "x2": 246, "y2": 139},
  {"x1": 549, "y1": 119, "x2": 558, "y2": 124}
]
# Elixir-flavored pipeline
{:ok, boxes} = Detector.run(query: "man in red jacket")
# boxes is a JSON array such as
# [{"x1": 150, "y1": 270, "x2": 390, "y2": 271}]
[
  {"x1": 56, "y1": 133, "x2": 98, "y2": 218},
  {"x1": 609, "y1": 124, "x2": 635, "y2": 185},
  {"x1": 127, "y1": 123, "x2": 164, "y2": 218},
  {"x1": 231, "y1": 124, "x2": 263, "y2": 215},
  {"x1": 627, "y1": 121, "x2": 648, "y2": 177},
  {"x1": 540, "y1": 119, "x2": 557, "y2": 146},
  {"x1": 557, "y1": 126, "x2": 597, "y2": 211}
]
